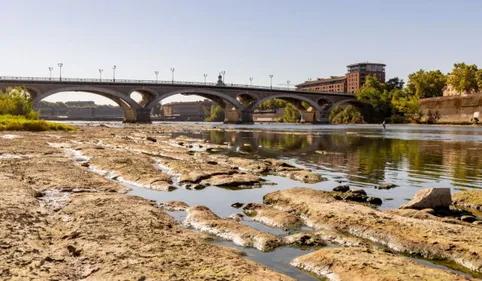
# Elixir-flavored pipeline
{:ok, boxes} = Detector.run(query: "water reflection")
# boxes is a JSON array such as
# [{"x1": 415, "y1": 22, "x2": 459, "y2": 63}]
[{"x1": 175, "y1": 128, "x2": 482, "y2": 189}]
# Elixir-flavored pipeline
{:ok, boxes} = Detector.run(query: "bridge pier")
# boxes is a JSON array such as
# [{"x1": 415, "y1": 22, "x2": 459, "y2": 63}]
[{"x1": 135, "y1": 107, "x2": 152, "y2": 124}]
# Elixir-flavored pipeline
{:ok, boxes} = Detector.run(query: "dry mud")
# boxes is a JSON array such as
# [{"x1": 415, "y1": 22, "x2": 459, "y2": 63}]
[
  {"x1": 264, "y1": 188, "x2": 482, "y2": 273},
  {"x1": 292, "y1": 247, "x2": 475, "y2": 281},
  {"x1": 453, "y1": 190, "x2": 482, "y2": 211}
]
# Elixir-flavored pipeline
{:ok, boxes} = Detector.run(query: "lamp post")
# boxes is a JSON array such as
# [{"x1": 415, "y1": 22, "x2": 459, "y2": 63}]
[
  {"x1": 287, "y1": 80, "x2": 291, "y2": 89},
  {"x1": 48, "y1": 67, "x2": 53, "y2": 80},
  {"x1": 99, "y1": 69, "x2": 103, "y2": 81},
  {"x1": 58, "y1": 63, "x2": 63, "y2": 81},
  {"x1": 269, "y1": 74, "x2": 273, "y2": 89},
  {"x1": 204, "y1": 74, "x2": 208, "y2": 84},
  {"x1": 155, "y1": 71, "x2": 159, "y2": 83},
  {"x1": 221, "y1": 70, "x2": 225, "y2": 83},
  {"x1": 113, "y1": 65, "x2": 116, "y2": 82},
  {"x1": 249, "y1": 77, "x2": 253, "y2": 86},
  {"x1": 170, "y1": 68, "x2": 175, "y2": 83}
]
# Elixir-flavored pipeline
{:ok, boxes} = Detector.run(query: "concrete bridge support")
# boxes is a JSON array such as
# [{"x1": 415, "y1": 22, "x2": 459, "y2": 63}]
[{"x1": 135, "y1": 107, "x2": 152, "y2": 124}]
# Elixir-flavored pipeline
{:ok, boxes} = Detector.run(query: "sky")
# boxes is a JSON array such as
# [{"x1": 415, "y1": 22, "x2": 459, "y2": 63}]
[{"x1": 1, "y1": 0, "x2": 481, "y2": 105}]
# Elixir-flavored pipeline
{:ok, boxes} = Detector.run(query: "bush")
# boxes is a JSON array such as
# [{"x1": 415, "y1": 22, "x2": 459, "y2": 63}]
[
  {"x1": 329, "y1": 105, "x2": 364, "y2": 124},
  {"x1": 277, "y1": 103, "x2": 301, "y2": 123},
  {"x1": 0, "y1": 115, "x2": 76, "y2": 131},
  {"x1": 204, "y1": 105, "x2": 225, "y2": 122},
  {"x1": 0, "y1": 87, "x2": 39, "y2": 119}
]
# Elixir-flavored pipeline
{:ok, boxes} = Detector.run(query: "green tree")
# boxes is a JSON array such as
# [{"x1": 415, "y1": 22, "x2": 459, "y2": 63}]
[
  {"x1": 448, "y1": 63, "x2": 479, "y2": 93},
  {"x1": 0, "y1": 87, "x2": 39, "y2": 119},
  {"x1": 385, "y1": 77, "x2": 405, "y2": 91},
  {"x1": 204, "y1": 105, "x2": 225, "y2": 122},
  {"x1": 391, "y1": 89, "x2": 422, "y2": 123},
  {"x1": 406, "y1": 70, "x2": 446, "y2": 98},
  {"x1": 329, "y1": 105, "x2": 364, "y2": 124},
  {"x1": 278, "y1": 103, "x2": 300, "y2": 123},
  {"x1": 476, "y1": 69, "x2": 482, "y2": 92},
  {"x1": 357, "y1": 76, "x2": 392, "y2": 119}
]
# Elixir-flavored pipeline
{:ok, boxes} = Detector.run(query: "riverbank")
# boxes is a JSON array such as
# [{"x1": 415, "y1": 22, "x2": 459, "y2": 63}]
[
  {"x1": 0, "y1": 129, "x2": 293, "y2": 280},
  {"x1": 1, "y1": 124, "x2": 481, "y2": 280}
]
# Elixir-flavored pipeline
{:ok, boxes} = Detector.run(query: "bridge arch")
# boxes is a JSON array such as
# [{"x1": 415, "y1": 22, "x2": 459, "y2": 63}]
[
  {"x1": 129, "y1": 87, "x2": 160, "y2": 107},
  {"x1": 146, "y1": 88, "x2": 245, "y2": 123},
  {"x1": 32, "y1": 86, "x2": 140, "y2": 123},
  {"x1": 247, "y1": 94, "x2": 323, "y2": 123}
]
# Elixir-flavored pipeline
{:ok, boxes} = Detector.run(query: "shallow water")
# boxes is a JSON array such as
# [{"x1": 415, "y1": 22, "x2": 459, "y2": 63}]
[{"x1": 67, "y1": 122, "x2": 482, "y2": 279}]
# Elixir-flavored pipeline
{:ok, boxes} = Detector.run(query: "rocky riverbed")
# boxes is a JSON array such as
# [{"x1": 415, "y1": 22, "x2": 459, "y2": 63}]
[{"x1": 1, "y1": 124, "x2": 482, "y2": 280}]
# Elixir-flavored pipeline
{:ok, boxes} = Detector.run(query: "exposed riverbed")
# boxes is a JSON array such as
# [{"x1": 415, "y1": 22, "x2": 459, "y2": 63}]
[{"x1": 1, "y1": 122, "x2": 481, "y2": 281}]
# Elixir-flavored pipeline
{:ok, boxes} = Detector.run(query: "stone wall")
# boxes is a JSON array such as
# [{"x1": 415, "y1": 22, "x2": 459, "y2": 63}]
[{"x1": 419, "y1": 93, "x2": 482, "y2": 124}]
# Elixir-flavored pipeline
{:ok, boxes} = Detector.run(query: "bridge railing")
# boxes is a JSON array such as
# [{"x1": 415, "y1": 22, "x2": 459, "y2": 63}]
[
  {"x1": 0, "y1": 75, "x2": 297, "y2": 90},
  {"x1": 0, "y1": 75, "x2": 352, "y2": 96}
]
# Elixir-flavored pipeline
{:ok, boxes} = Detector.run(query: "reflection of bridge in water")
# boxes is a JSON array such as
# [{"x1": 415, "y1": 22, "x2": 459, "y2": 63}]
[{"x1": 0, "y1": 76, "x2": 357, "y2": 124}]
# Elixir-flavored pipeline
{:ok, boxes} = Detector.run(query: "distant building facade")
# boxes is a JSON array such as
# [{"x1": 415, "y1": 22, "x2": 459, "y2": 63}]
[
  {"x1": 296, "y1": 62, "x2": 386, "y2": 94},
  {"x1": 162, "y1": 100, "x2": 215, "y2": 121}
]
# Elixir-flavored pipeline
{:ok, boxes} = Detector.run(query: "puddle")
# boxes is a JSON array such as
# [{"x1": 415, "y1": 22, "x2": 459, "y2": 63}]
[
  {"x1": 213, "y1": 240, "x2": 324, "y2": 281},
  {"x1": 0, "y1": 154, "x2": 31, "y2": 159},
  {"x1": 0, "y1": 134, "x2": 18, "y2": 139}
]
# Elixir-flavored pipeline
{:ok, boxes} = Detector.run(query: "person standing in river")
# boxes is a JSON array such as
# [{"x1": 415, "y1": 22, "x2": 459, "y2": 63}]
[{"x1": 382, "y1": 120, "x2": 386, "y2": 129}]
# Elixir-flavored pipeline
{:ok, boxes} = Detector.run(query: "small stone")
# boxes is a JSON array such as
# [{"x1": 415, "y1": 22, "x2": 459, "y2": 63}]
[
  {"x1": 333, "y1": 185, "x2": 350, "y2": 192},
  {"x1": 229, "y1": 213, "x2": 244, "y2": 221},
  {"x1": 375, "y1": 183, "x2": 398, "y2": 190},
  {"x1": 421, "y1": 208, "x2": 435, "y2": 214},
  {"x1": 460, "y1": 215, "x2": 477, "y2": 223},
  {"x1": 177, "y1": 142, "x2": 184, "y2": 146},
  {"x1": 350, "y1": 189, "x2": 367, "y2": 196},
  {"x1": 367, "y1": 197, "x2": 383, "y2": 205},
  {"x1": 207, "y1": 161, "x2": 217, "y2": 165},
  {"x1": 231, "y1": 202, "x2": 244, "y2": 208},
  {"x1": 81, "y1": 162, "x2": 90, "y2": 167},
  {"x1": 146, "y1": 136, "x2": 157, "y2": 142}
]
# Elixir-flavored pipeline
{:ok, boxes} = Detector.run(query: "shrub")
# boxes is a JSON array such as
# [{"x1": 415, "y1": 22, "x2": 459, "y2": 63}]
[
  {"x1": 0, "y1": 87, "x2": 39, "y2": 119},
  {"x1": 329, "y1": 105, "x2": 364, "y2": 124}
]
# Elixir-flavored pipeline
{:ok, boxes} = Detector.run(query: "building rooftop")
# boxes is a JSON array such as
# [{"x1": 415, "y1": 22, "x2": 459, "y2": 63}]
[
  {"x1": 347, "y1": 62, "x2": 386, "y2": 67},
  {"x1": 296, "y1": 76, "x2": 345, "y2": 87}
]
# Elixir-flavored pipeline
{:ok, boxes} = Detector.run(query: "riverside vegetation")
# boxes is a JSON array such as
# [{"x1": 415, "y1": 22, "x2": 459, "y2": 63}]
[
  {"x1": 0, "y1": 87, "x2": 75, "y2": 131},
  {"x1": 1, "y1": 122, "x2": 482, "y2": 280}
]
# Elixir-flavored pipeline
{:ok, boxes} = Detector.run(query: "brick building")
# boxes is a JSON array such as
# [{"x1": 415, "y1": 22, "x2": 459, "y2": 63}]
[
  {"x1": 346, "y1": 62, "x2": 386, "y2": 94},
  {"x1": 296, "y1": 62, "x2": 386, "y2": 94}
]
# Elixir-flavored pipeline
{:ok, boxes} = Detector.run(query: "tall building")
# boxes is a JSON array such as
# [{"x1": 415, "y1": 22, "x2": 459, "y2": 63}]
[
  {"x1": 296, "y1": 62, "x2": 386, "y2": 94},
  {"x1": 346, "y1": 62, "x2": 386, "y2": 94}
]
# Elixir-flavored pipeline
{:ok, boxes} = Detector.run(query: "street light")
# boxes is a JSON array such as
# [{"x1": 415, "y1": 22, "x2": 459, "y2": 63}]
[
  {"x1": 221, "y1": 70, "x2": 226, "y2": 83},
  {"x1": 58, "y1": 63, "x2": 63, "y2": 81},
  {"x1": 204, "y1": 74, "x2": 208, "y2": 84},
  {"x1": 249, "y1": 77, "x2": 253, "y2": 86},
  {"x1": 170, "y1": 68, "x2": 175, "y2": 83},
  {"x1": 269, "y1": 74, "x2": 274, "y2": 89},
  {"x1": 113, "y1": 65, "x2": 116, "y2": 82},
  {"x1": 48, "y1": 67, "x2": 53, "y2": 80},
  {"x1": 155, "y1": 71, "x2": 159, "y2": 82},
  {"x1": 99, "y1": 69, "x2": 103, "y2": 81}
]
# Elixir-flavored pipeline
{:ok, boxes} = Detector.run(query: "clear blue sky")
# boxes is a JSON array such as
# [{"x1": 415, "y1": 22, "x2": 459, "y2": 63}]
[{"x1": 1, "y1": 0, "x2": 481, "y2": 104}]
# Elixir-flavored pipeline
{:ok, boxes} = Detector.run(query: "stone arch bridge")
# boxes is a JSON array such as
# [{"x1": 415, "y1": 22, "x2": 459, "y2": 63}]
[{"x1": 0, "y1": 76, "x2": 357, "y2": 124}]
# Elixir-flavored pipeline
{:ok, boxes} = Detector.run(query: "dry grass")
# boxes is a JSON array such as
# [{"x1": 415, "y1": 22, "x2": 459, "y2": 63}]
[{"x1": 0, "y1": 115, "x2": 76, "y2": 131}]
